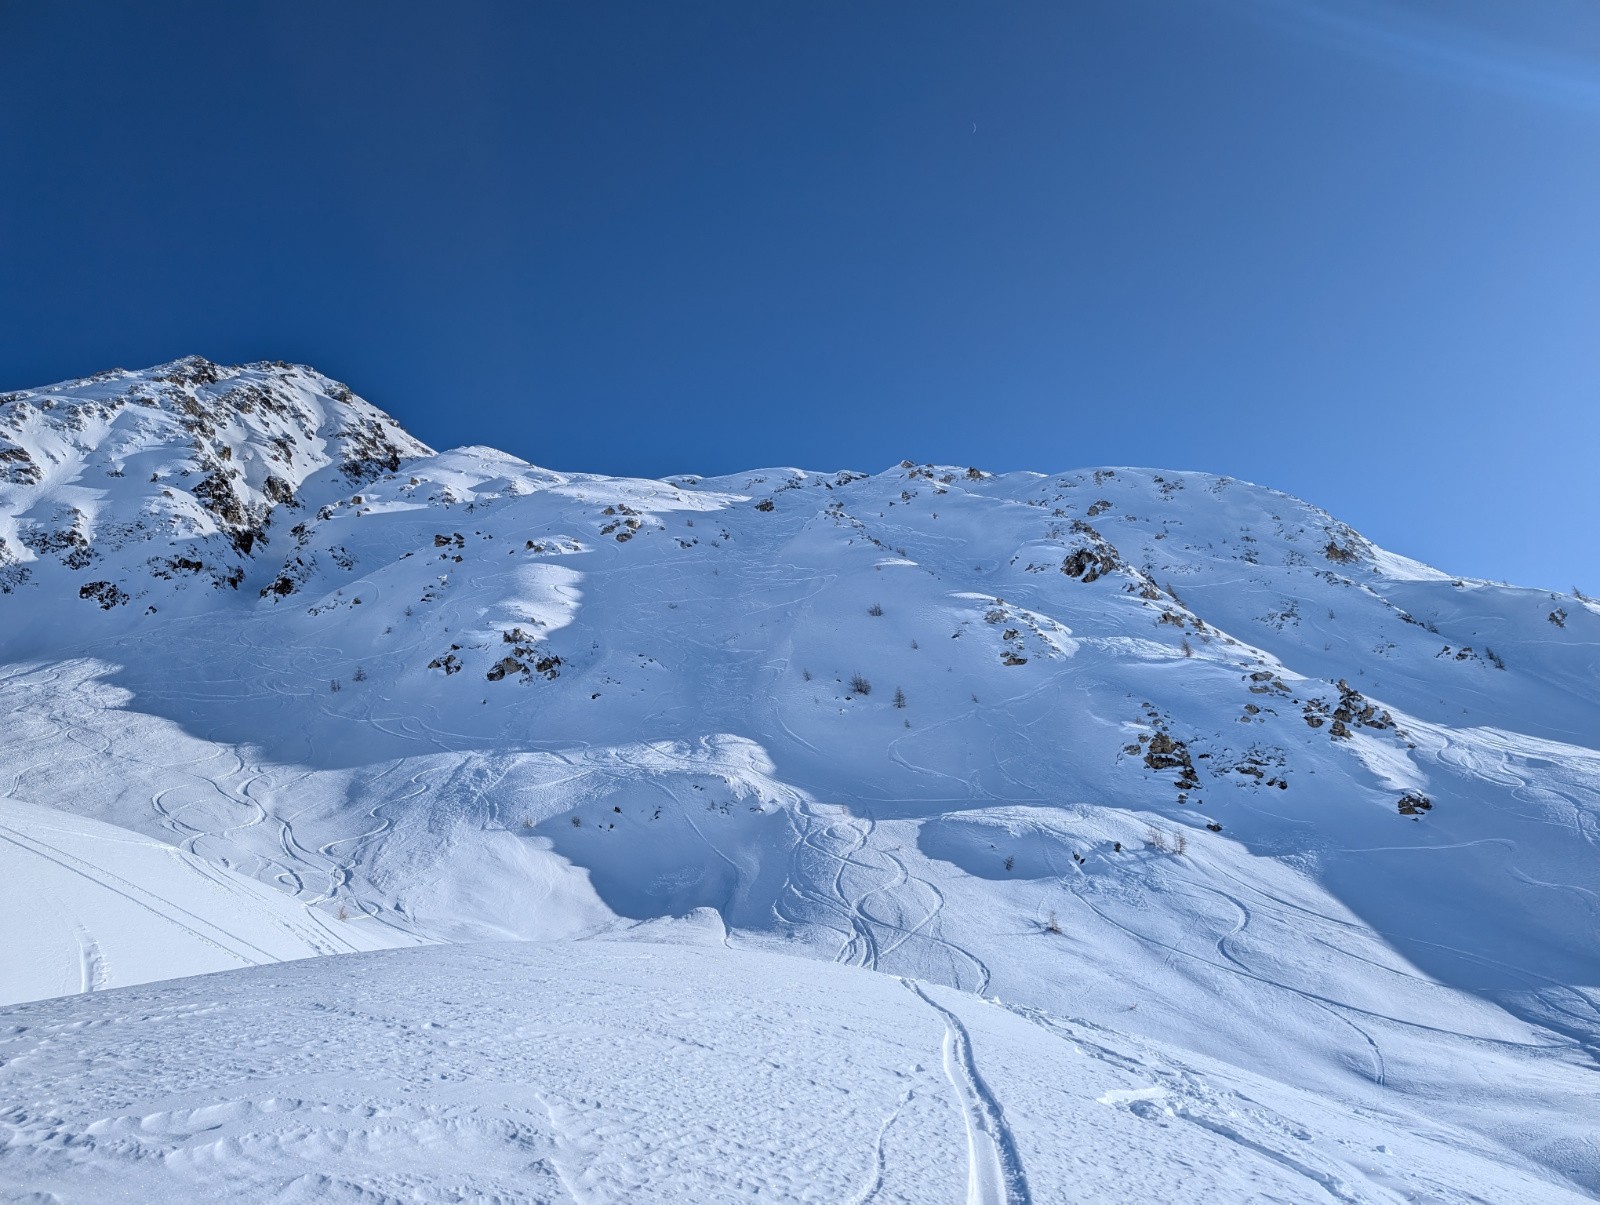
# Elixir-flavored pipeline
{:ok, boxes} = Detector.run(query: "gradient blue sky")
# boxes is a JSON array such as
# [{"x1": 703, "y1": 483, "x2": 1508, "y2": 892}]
[{"x1": 2, "y1": 1, "x2": 1596, "y2": 590}]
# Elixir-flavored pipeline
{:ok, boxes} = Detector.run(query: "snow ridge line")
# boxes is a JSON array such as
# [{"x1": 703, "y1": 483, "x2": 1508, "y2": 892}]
[{"x1": 902, "y1": 978, "x2": 1031, "y2": 1205}]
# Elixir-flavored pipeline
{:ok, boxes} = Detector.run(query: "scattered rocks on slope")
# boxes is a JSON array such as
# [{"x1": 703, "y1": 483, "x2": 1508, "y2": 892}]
[
  {"x1": 1303, "y1": 680, "x2": 1395, "y2": 740},
  {"x1": 0, "y1": 444, "x2": 41, "y2": 485},
  {"x1": 486, "y1": 657, "x2": 525, "y2": 682},
  {"x1": 1062, "y1": 544, "x2": 1119, "y2": 583},
  {"x1": 1246, "y1": 669, "x2": 1290, "y2": 695},
  {"x1": 1398, "y1": 791, "x2": 1434, "y2": 816},
  {"x1": 428, "y1": 650, "x2": 463, "y2": 675},
  {"x1": 1141, "y1": 730, "x2": 1201, "y2": 796},
  {"x1": 78, "y1": 580, "x2": 129, "y2": 609}
]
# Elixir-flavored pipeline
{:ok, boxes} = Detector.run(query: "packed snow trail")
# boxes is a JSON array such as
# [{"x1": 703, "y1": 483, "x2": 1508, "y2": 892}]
[{"x1": 904, "y1": 978, "x2": 1032, "y2": 1205}]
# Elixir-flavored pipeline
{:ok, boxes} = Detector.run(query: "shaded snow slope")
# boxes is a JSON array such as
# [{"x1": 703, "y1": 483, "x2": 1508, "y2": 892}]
[
  {"x1": 2, "y1": 360, "x2": 1597, "y2": 1190},
  {"x1": 0, "y1": 938, "x2": 1587, "y2": 1204},
  {"x1": 0, "y1": 797, "x2": 413, "y2": 1005}
]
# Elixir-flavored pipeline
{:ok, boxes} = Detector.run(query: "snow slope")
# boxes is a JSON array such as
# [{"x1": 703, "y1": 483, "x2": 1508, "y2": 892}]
[
  {"x1": 0, "y1": 797, "x2": 412, "y2": 1005},
  {"x1": 1, "y1": 358, "x2": 1597, "y2": 1193},
  {"x1": 0, "y1": 935, "x2": 1586, "y2": 1204}
]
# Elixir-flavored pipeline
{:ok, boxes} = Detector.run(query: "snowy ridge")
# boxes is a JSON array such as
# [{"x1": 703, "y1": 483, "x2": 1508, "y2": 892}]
[
  {"x1": 0, "y1": 356, "x2": 428, "y2": 639},
  {"x1": 1, "y1": 359, "x2": 1597, "y2": 1198}
]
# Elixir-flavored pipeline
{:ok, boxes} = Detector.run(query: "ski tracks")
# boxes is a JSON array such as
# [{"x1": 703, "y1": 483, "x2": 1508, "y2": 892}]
[
  {"x1": 903, "y1": 978, "x2": 1031, "y2": 1205},
  {"x1": 0, "y1": 820, "x2": 278, "y2": 968},
  {"x1": 846, "y1": 1085, "x2": 914, "y2": 1205},
  {"x1": 783, "y1": 803, "x2": 992, "y2": 993}
]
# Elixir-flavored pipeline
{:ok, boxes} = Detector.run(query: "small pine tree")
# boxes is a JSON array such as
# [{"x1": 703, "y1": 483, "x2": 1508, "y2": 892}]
[
  {"x1": 850, "y1": 674, "x2": 872, "y2": 696},
  {"x1": 868, "y1": 603, "x2": 884, "y2": 617},
  {"x1": 893, "y1": 687, "x2": 907, "y2": 709},
  {"x1": 352, "y1": 665, "x2": 367, "y2": 682},
  {"x1": 330, "y1": 678, "x2": 342, "y2": 692}
]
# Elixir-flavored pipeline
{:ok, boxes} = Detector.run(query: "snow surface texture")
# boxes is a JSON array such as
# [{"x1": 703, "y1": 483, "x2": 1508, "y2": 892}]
[
  {"x1": 1, "y1": 358, "x2": 1597, "y2": 1197},
  {"x1": 0, "y1": 937, "x2": 1589, "y2": 1204}
]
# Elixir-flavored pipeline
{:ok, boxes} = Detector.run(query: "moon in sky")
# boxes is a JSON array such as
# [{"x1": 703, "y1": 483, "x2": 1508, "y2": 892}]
[{"x1": 971, "y1": 122, "x2": 977, "y2": 133}]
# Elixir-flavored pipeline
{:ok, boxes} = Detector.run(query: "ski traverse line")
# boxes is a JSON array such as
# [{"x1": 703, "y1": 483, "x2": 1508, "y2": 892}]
[
  {"x1": 0, "y1": 823, "x2": 279, "y2": 965},
  {"x1": 1068, "y1": 875, "x2": 1389, "y2": 1086},
  {"x1": 902, "y1": 978, "x2": 1032, "y2": 1205},
  {"x1": 998, "y1": 999, "x2": 1365, "y2": 1204},
  {"x1": 847, "y1": 1084, "x2": 915, "y2": 1205}
]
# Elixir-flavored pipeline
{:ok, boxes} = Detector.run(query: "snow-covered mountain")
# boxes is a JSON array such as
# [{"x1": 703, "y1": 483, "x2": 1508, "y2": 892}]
[{"x1": 1, "y1": 357, "x2": 1596, "y2": 1199}]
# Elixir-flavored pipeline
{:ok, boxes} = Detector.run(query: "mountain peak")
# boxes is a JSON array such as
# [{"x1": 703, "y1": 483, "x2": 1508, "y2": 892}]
[{"x1": 0, "y1": 358, "x2": 431, "y2": 617}]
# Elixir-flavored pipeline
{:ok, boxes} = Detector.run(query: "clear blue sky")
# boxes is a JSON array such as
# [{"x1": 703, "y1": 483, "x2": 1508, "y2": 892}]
[{"x1": 2, "y1": 1, "x2": 1596, "y2": 591}]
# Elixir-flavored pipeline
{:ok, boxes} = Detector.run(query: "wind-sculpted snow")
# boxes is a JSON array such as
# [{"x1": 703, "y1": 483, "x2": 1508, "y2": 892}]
[
  {"x1": 0, "y1": 938, "x2": 1588, "y2": 1204},
  {"x1": 2, "y1": 360, "x2": 1598, "y2": 1191}
]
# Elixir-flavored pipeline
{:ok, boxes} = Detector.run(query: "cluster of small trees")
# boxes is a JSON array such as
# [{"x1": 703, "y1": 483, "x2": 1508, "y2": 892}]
[{"x1": 1146, "y1": 826, "x2": 1187, "y2": 854}]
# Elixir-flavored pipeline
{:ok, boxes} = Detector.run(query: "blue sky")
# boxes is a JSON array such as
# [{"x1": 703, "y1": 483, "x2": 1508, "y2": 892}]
[{"x1": 1, "y1": 1, "x2": 1595, "y2": 591}]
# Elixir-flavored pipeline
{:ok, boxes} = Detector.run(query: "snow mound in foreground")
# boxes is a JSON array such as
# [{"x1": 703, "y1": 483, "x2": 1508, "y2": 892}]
[{"x1": 0, "y1": 938, "x2": 1584, "y2": 1205}]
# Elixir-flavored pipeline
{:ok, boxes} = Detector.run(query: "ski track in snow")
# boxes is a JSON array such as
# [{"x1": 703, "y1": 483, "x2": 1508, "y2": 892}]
[
  {"x1": 904, "y1": 979, "x2": 1032, "y2": 1205},
  {"x1": 0, "y1": 819, "x2": 272, "y2": 966},
  {"x1": 846, "y1": 1084, "x2": 915, "y2": 1205}
]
